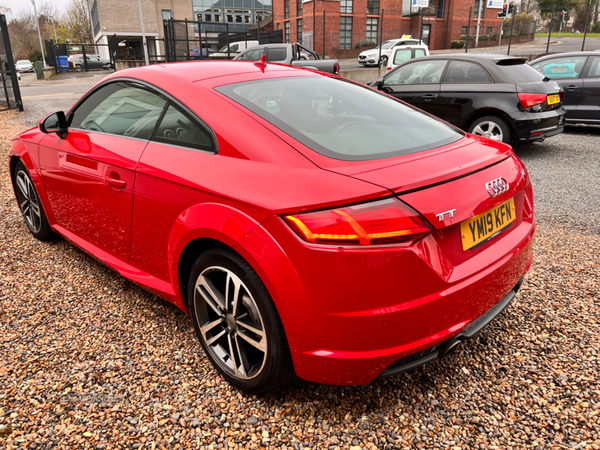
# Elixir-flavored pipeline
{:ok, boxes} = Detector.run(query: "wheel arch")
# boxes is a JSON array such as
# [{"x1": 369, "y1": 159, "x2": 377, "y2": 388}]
[{"x1": 464, "y1": 109, "x2": 517, "y2": 138}]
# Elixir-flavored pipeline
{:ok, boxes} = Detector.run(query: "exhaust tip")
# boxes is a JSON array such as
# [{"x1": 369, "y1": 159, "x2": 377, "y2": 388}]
[{"x1": 439, "y1": 338, "x2": 462, "y2": 359}]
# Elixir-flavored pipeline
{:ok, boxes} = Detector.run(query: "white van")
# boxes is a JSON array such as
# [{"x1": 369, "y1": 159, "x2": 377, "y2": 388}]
[
  {"x1": 385, "y1": 44, "x2": 430, "y2": 72},
  {"x1": 209, "y1": 40, "x2": 259, "y2": 59}
]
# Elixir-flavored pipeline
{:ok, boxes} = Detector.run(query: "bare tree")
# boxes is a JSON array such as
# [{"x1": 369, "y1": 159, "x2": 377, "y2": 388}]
[{"x1": 64, "y1": 0, "x2": 92, "y2": 43}]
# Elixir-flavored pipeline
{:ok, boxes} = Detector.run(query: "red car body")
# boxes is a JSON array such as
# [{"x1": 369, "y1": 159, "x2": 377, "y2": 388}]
[{"x1": 9, "y1": 62, "x2": 534, "y2": 387}]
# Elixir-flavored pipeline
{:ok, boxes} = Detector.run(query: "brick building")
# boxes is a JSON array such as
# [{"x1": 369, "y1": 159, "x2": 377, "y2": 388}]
[{"x1": 272, "y1": 0, "x2": 505, "y2": 56}]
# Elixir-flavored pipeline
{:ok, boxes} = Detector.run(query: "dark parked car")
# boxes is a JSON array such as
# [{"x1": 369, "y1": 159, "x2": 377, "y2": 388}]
[
  {"x1": 529, "y1": 51, "x2": 600, "y2": 124},
  {"x1": 371, "y1": 53, "x2": 566, "y2": 144},
  {"x1": 69, "y1": 55, "x2": 111, "y2": 72}
]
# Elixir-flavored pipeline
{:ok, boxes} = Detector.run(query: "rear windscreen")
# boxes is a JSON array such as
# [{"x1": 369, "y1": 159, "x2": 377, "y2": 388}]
[
  {"x1": 216, "y1": 77, "x2": 463, "y2": 161},
  {"x1": 499, "y1": 63, "x2": 546, "y2": 82}
]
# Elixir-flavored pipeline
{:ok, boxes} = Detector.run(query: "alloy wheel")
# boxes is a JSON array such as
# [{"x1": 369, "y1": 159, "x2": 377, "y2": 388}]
[
  {"x1": 471, "y1": 121, "x2": 504, "y2": 142},
  {"x1": 193, "y1": 266, "x2": 268, "y2": 380},
  {"x1": 15, "y1": 170, "x2": 42, "y2": 234}
]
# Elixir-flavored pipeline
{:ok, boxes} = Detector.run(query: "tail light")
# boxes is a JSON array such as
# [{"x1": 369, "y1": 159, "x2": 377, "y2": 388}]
[
  {"x1": 333, "y1": 63, "x2": 340, "y2": 75},
  {"x1": 560, "y1": 91, "x2": 565, "y2": 99},
  {"x1": 283, "y1": 198, "x2": 431, "y2": 245},
  {"x1": 518, "y1": 93, "x2": 548, "y2": 109}
]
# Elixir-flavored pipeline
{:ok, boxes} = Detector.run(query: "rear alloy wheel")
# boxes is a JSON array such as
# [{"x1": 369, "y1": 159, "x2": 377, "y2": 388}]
[
  {"x1": 188, "y1": 248, "x2": 294, "y2": 393},
  {"x1": 468, "y1": 115, "x2": 511, "y2": 144},
  {"x1": 13, "y1": 162, "x2": 57, "y2": 241},
  {"x1": 75, "y1": 64, "x2": 82, "y2": 72},
  {"x1": 379, "y1": 56, "x2": 388, "y2": 67}
]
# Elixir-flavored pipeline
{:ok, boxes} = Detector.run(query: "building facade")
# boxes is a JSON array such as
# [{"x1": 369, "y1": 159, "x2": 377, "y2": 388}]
[
  {"x1": 272, "y1": 0, "x2": 505, "y2": 56},
  {"x1": 88, "y1": 0, "x2": 271, "y2": 60}
]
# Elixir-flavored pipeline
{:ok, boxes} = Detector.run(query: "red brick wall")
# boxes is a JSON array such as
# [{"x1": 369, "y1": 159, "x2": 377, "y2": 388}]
[{"x1": 273, "y1": 0, "x2": 506, "y2": 54}]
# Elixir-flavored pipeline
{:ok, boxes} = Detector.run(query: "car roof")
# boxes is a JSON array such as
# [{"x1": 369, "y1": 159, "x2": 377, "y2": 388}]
[
  {"x1": 102, "y1": 60, "x2": 320, "y2": 86},
  {"x1": 416, "y1": 53, "x2": 527, "y2": 64},
  {"x1": 530, "y1": 51, "x2": 600, "y2": 62}
]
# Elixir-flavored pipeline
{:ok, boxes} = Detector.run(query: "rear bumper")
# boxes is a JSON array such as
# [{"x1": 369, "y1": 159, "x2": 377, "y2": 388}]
[
  {"x1": 511, "y1": 107, "x2": 566, "y2": 143},
  {"x1": 374, "y1": 275, "x2": 524, "y2": 381}
]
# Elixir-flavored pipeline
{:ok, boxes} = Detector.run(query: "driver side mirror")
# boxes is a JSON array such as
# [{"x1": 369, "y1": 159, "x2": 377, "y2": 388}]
[
  {"x1": 39, "y1": 111, "x2": 68, "y2": 139},
  {"x1": 375, "y1": 79, "x2": 384, "y2": 90}
]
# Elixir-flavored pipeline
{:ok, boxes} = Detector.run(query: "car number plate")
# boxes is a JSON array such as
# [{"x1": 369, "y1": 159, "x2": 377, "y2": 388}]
[
  {"x1": 460, "y1": 198, "x2": 515, "y2": 251},
  {"x1": 547, "y1": 94, "x2": 560, "y2": 105}
]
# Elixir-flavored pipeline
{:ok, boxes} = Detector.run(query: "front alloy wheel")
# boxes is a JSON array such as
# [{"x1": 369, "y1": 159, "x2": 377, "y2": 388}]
[
  {"x1": 188, "y1": 248, "x2": 294, "y2": 393},
  {"x1": 13, "y1": 162, "x2": 57, "y2": 241}
]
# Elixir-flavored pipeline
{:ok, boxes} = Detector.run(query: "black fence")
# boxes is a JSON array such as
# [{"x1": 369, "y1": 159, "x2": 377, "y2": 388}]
[
  {"x1": 46, "y1": 40, "x2": 116, "y2": 74},
  {"x1": 163, "y1": 19, "x2": 282, "y2": 62},
  {"x1": 0, "y1": 14, "x2": 23, "y2": 112}
]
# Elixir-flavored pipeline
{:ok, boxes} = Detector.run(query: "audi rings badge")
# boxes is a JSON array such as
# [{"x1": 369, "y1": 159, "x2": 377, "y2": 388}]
[{"x1": 486, "y1": 177, "x2": 509, "y2": 198}]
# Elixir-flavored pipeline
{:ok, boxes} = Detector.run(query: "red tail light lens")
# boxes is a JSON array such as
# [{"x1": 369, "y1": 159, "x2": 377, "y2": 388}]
[
  {"x1": 284, "y1": 198, "x2": 431, "y2": 245},
  {"x1": 518, "y1": 93, "x2": 548, "y2": 109},
  {"x1": 333, "y1": 63, "x2": 340, "y2": 75}
]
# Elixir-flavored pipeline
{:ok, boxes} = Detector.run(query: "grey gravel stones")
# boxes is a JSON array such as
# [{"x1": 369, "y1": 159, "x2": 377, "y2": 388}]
[{"x1": 1, "y1": 113, "x2": 599, "y2": 449}]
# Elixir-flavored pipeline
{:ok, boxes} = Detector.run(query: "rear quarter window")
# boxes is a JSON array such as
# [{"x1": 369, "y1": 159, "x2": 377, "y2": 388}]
[{"x1": 499, "y1": 63, "x2": 546, "y2": 82}]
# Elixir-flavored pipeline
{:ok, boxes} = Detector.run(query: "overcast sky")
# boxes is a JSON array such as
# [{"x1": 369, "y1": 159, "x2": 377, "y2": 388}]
[{"x1": 1, "y1": 0, "x2": 74, "y2": 17}]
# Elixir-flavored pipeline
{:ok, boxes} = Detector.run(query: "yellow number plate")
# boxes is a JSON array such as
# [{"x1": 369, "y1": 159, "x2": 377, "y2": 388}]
[
  {"x1": 460, "y1": 198, "x2": 515, "y2": 251},
  {"x1": 547, "y1": 94, "x2": 560, "y2": 105}
]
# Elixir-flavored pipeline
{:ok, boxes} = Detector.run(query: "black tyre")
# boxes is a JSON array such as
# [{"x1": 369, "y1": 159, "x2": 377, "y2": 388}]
[
  {"x1": 188, "y1": 247, "x2": 294, "y2": 393},
  {"x1": 380, "y1": 55, "x2": 388, "y2": 66},
  {"x1": 468, "y1": 115, "x2": 512, "y2": 144},
  {"x1": 75, "y1": 64, "x2": 82, "y2": 72},
  {"x1": 12, "y1": 162, "x2": 57, "y2": 241}
]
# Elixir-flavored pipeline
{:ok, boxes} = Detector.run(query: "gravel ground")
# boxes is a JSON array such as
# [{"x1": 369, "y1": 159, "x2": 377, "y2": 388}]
[{"x1": 1, "y1": 110, "x2": 599, "y2": 450}]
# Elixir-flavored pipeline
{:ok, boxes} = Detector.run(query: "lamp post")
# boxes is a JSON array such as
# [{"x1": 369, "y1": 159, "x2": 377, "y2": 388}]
[
  {"x1": 31, "y1": 0, "x2": 47, "y2": 68},
  {"x1": 137, "y1": 0, "x2": 150, "y2": 65},
  {"x1": 51, "y1": 15, "x2": 57, "y2": 43}
]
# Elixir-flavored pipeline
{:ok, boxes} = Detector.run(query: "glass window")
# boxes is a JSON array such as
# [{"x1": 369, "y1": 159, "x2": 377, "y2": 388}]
[
  {"x1": 216, "y1": 77, "x2": 462, "y2": 161},
  {"x1": 297, "y1": 18, "x2": 303, "y2": 44},
  {"x1": 487, "y1": 26, "x2": 493, "y2": 34},
  {"x1": 285, "y1": 21, "x2": 290, "y2": 43},
  {"x1": 392, "y1": 49, "x2": 412, "y2": 65},
  {"x1": 384, "y1": 60, "x2": 447, "y2": 86},
  {"x1": 227, "y1": 14, "x2": 233, "y2": 22},
  {"x1": 443, "y1": 61, "x2": 491, "y2": 83},
  {"x1": 297, "y1": 0, "x2": 303, "y2": 17},
  {"x1": 162, "y1": 9, "x2": 172, "y2": 21},
  {"x1": 587, "y1": 56, "x2": 600, "y2": 77},
  {"x1": 267, "y1": 47, "x2": 287, "y2": 62},
  {"x1": 285, "y1": 0, "x2": 289, "y2": 19},
  {"x1": 237, "y1": 48, "x2": 265, "y2": 60},
  {"x1": 215, "y1": 14, "x2": 221, "y2": 22},
  {"x1": 475, "y1": 0, "x2": 484, "y2": 17},
  {"x1": 154, "y1": 105, "x2": 214, "y2": 151},
  {"x1": 461, "y1": 26, "x2": 467, "y2": 34},
  {"x1": 70, "y1": 82, "x2": 167, "y2": 140},
  {"x1": 530, "y1": 56, "x2": 588, "y2": 79},
  {"x1": 341, "y1": 0, "x2": 353, "y2": 14},
  {"x1": 91, "y1": 0, "x2": 100, "y2": 36},
  {"x1": 340, "y1": 17, "x2": 353, "y2": 50},
  {"x1": 367, "y1": 0, "x2": 379, "y2": 15},
  {"x1": 366, "y1": 18, "x2": 378, "y2": 43},
  {"x1": 205, "y1": 14, "x2": 211, "y2": 21},
  {"x1": 415, "y1": 49, "x2": 426, "y2": 58}
]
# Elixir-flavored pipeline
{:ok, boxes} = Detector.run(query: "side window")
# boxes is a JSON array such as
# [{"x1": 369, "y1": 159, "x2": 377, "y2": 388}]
[
  {"x1": 266, "y1": 47, "x2": 287, "y2": 62},
  {"x1": 393, "y1": 49, "x2": 412, "y2": 65},
  {"x1": 587, "y1": 56, "x2": 600, "y2": 77},
  {"x1": 415, "y1": 49, "x2": 426, "y2": 58},
  {"x1": 239, "y1": 48, "x2": 264, "y2": 61},
  {"x1": 530, "y1": 56, "x2": 588, "y2": 79},
  {"x1": 384, "y1": 60, "x2": 446, "y2": 85},
  {"x1": 153, "y1": 104, "x2": 215, "y2": 152},
  {"x1": 443, "y1": 61, "x2": 491, "y2": 83},
  {"x1": 230, "y1": 44, "x2": 239, "y2": 53},
  {"x1": 70, "y1": 82, "x2": 167, "y2": 139}
]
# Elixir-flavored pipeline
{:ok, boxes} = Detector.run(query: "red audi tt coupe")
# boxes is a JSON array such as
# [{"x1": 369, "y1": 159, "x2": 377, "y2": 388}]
[{"x1": 9, "y1": 60, "x2": 534, "y2": 393}]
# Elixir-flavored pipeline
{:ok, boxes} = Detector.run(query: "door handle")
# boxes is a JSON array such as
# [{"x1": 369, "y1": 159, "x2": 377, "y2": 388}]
[
  {"x1": 423, "y1": 94, "x2": 437, "y2": 101},
  {"x1": 566, "y1": 85, "x2": 578, "y2": 91},
  {"x1": 105, "y1": 172, "x2": 126, "y2": 189}
]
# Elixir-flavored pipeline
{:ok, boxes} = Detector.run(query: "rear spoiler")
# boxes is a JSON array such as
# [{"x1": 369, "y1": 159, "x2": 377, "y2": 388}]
[{"x1": 496, "y1": 57, "x2": 528, "y2": 66}]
